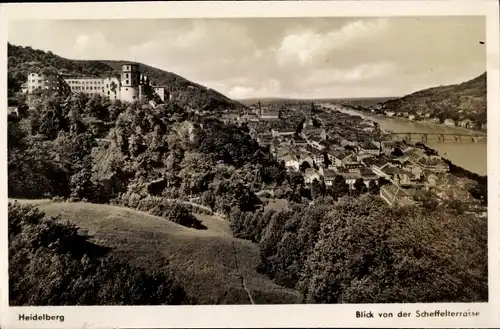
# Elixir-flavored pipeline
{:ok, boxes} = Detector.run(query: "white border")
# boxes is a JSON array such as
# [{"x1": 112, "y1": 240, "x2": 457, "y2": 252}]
[{"x1": 1, "y1": 1, "x2": 499, "y2": 328}]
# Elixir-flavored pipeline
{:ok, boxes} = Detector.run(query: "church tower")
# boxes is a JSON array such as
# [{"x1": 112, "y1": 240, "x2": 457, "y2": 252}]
[{"x1": 120, "y1": 63, "x2": 140, "y2": 102}]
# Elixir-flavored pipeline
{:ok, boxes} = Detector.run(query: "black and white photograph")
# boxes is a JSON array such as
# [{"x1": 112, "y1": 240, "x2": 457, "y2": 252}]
[{"x1": 2, "y1": 1, "x2": 499, "y2": 328}]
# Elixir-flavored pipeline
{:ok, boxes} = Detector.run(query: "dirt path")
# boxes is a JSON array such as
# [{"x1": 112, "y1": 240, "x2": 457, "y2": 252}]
[
  {"x1": 231, "y1": 240, "x2": 255, "y2": 305},
  {"x1": 172, "y1": 199, "x2": 255, "y2": 303}
]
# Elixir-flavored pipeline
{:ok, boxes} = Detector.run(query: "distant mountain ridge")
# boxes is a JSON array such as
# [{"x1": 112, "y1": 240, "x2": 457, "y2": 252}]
[
  {"x1": 238, "y1": 97, "x2": 396, "y2": 106},
  {"x1": 380, "y1": 73, "x2": 487, "y2": 123},
  {"x1": 7, "y1": 43, "x2": 246, "y2": 112}
]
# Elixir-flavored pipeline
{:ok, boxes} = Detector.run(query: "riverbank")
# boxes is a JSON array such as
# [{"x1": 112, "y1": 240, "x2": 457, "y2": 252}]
[
  {"x1": 341, "y1": 104, "x2": 487, "y2": 136},
  {"x1": 415, "y1": 143, "x2": 487, "y2": 205},
  {"x1": 324, "y1": 103, "x2": 487, "y2": 175}
]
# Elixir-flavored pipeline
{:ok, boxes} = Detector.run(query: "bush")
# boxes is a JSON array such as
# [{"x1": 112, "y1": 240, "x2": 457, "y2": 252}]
[
  {"x1": 135, "y1": 197, "x2": 206, "y2": 230},
  {"x1": 162, "y1": 202, "x2": 206, "y2": 230}
]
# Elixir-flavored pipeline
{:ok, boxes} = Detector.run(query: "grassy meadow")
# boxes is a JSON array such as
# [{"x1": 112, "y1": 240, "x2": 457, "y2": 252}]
[{"x1": 12, "y1": 199, "x2": 300, "y2": 305}]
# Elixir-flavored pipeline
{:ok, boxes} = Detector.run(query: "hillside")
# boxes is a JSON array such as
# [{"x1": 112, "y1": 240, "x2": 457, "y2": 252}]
[
  {"x1": 7, "y1": 43, "x2": 245, "y2": 112},
  {"x1": 238, "y1": 97, "x2": 395, "y2": 106},
  {"x1": 13, "y1": 199, "x2": 300, "y2": 305},
  {"x1": 380, "y1": 73, "x2": 487, "y2": 123}
]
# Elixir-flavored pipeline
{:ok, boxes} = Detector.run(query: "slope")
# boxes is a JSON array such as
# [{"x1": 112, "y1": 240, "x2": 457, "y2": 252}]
[
  {"x1": 380, "y1": 72, "x2": 486, "y2": 123},
  {"x1": 13, "y1": 199, "x2": 300, "y2": 305},
  {"x1": 7, "y1": 43, "x2": 245, "y2": 112}
]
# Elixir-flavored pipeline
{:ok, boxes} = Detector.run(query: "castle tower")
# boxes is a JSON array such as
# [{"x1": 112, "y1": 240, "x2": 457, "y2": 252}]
[{"x1": 120, "y1": 63, "x2": 140, "y2": 102}]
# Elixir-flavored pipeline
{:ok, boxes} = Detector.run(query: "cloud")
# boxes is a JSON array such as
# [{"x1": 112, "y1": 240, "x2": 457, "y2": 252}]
[
  {"x1": 227, "y1": 78, "x2": 282, "y2": 99},
  {"x1": 276, "y1": 18, "x2": 390, "y2": 66},
  {"x1": 302, "y1": 62, "x2": 398, "y2": 86},
  {"x1": 227, "y1": 86, "x2": 255, "y2": 99},
  {"x1": 72, "y1": 31, "x2": 109, "y2": 58},
  {"x1": 8, "y1": 17, "x2": 485, "y2": 99},
  {"x1": 74, "y1": 35, "x2": 91, "y2": 52}
]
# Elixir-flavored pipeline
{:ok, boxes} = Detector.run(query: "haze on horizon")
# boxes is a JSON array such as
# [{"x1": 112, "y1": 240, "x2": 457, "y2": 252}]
[{"x1": 8, "y1": 16, "x2": 485, "y2": 100}]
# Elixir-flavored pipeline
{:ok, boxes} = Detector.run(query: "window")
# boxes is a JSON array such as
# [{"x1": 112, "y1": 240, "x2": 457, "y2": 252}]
[
  {"x1": 126, "y1": 80, "x2": 129, "y2": 85},
  {"x1": 126, "y1": 73, "x2": 129, "y2": 78},
  {"x1": 125, "y1": 88, "x2": 128, "y2": 91}
]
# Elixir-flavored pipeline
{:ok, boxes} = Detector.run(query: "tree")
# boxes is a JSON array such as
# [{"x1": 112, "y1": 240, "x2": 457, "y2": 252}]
[
  {"x1": 415, "y1": 189, "x2": 439, "y2": 212},
  {"x1": 163, "y1": 202, "x2": 205, "y2": 229},
  {"x1": 70, "y1": 132, "x2": 97, "y2": 172},
  {"x1": 299, "y1": 161, "x2": 311, "y2": 172},
  {"x1": 37, "y1": 97, "x2": 69, "y2": 140},
  {"x1": 378, "y1": 177, "x2": 390, "y2": 186},
  {"x1": 298, "y1": 196, "x2": 487, "y2": 303},
  {"x1": 311, "y1": 179, "x2": 326, "y2": 200},
  {"x1": 201, "y1": 191, "x2": 216, "y2": 211},
  {"x1": 328, "y1": 175, "x2": 349, "y2": 200},
  {"x1": 391, "y1": 147, "x2": 404, "y2": 157},
  {"x1": 295, "y1": 119, "x2": 306, "y2": 135},
  {"x1": 8, "y1": 138, "x2": 70, "y2": 199},
  {"x1": 368, "y1": 180, "x2": 380, "y2": 195},
  {"x1": 69, "y1": 167, "x2": 95, "y2": 201},
  {"x1": 287, "y1": 171, "x2": 305, "y2": 187},
  {"x1": 354, "y1": 178, "x2": 367, "y2": 194}
]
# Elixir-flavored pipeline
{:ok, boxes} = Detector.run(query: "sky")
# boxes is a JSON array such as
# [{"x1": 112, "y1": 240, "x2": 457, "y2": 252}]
[{"x1": 8, "y1": 17, "x2": 486, "y2": 99}]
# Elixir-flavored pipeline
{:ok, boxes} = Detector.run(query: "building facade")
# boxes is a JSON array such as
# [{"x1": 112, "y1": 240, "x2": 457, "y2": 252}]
[
  {"x1": 120, "y1": 63, "x2": 140, "y2": 102},
  {"x1": 64, "y1": 77, "x2": 121, "y2": 100},
  {"x1": 153, "y1": 86, "x2": 169, "y2": 102},
  {"x1": 25, "y1": 63, "x2": 167, "y2": 104},
  {"x1": 26, "y1": 72, "x2": 71, "y2": 95}
]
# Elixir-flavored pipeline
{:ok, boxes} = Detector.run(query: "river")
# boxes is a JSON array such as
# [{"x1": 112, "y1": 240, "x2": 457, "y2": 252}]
[{"x1": 322, "y1": 104, "x2": 487, "y2": 175}]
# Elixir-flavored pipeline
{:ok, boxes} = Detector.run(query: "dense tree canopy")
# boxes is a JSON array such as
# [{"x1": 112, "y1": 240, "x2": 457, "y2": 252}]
[
  {"x1": 298, "y1": 196, "x2": 487, "y2": 303},
  {"x1": 232, "y1": 194, "x2": 487, "y2": 303}
]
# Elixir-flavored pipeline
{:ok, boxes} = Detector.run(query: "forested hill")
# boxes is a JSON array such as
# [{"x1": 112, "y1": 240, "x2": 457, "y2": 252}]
[
  {"x1": 380, "y1": 72, "x2": 487, "y2": 123},
  {"x1": 7, "y1": 43, "x2": 245, "y2": 112}
]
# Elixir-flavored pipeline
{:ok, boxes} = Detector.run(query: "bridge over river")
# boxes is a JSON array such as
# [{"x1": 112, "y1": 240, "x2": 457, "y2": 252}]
[
  {"x1": 326, "y1": 104, "x2": 487, "y2": 174},
  {"x1": 386, "y1": 132, "x2": 487, "y2": 142}
]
